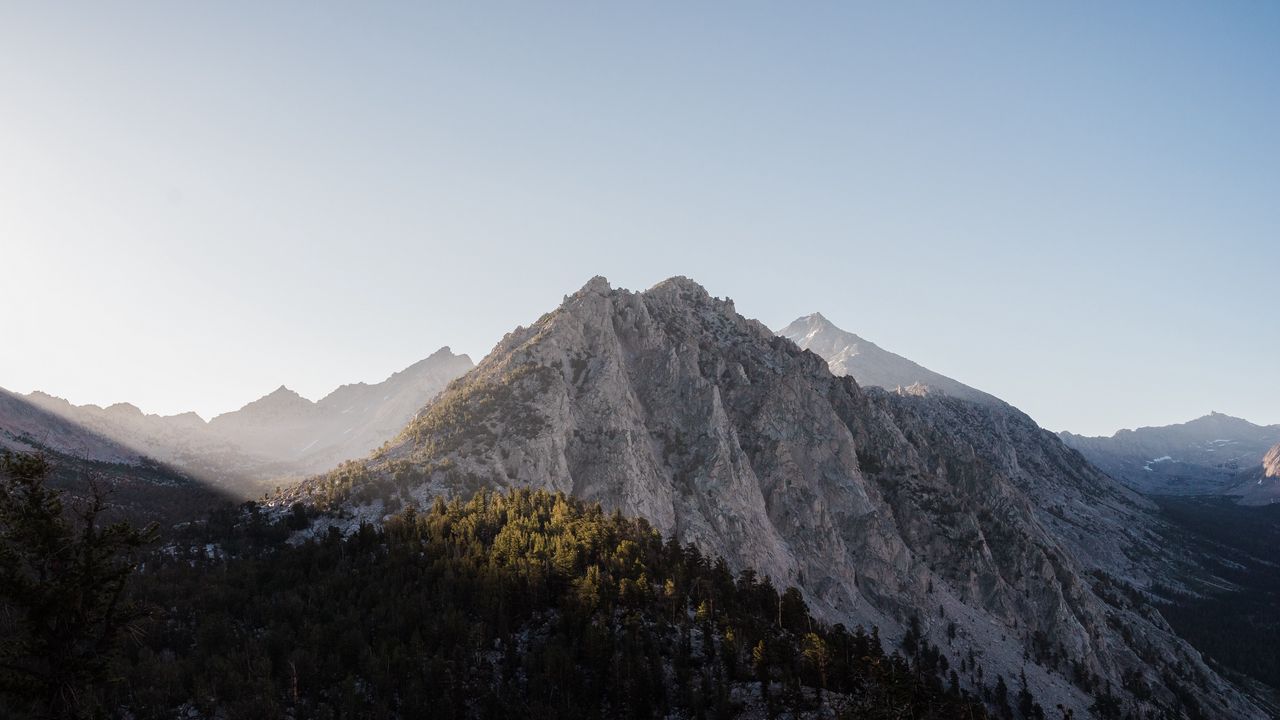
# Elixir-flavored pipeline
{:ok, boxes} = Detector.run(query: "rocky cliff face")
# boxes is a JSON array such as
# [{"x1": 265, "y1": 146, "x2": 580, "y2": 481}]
[
  {"x1": 1060, "y1": 413, "x2": 1280, "y2": 496},
  {"x1": 298, "y1": 277, "x2": 1263, "y2": 718},
  {"x1": 1224, "y1": 442, "x2": 1280, "y2": 505},
  {"x1": 777, "y1": 312, "x2": 1001, "y2": 406}
]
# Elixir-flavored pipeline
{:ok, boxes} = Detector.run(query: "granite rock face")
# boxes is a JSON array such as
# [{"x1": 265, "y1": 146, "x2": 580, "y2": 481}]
[
  {"x1": 301, "y1": 276, "x2": 1262, "y2": 718},
  {"x1": 1224, "y1": 442, "x2": 1280, "y2": 505}
]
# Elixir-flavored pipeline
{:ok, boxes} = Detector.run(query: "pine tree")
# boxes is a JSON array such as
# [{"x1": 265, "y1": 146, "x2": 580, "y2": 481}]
[{"x1": 0, "y1": 452, "x2": 157, "y2": 719}]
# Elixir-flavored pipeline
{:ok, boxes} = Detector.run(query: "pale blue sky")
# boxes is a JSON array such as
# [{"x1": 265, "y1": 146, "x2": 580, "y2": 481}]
[{"x1": 1, "y1": 3, "x2": 1276, "y2": 435}]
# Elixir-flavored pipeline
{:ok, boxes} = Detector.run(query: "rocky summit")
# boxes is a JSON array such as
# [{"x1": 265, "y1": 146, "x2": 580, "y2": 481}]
[{"x1": 296, "y1": 276, "x2": 1264, "y2": 719}]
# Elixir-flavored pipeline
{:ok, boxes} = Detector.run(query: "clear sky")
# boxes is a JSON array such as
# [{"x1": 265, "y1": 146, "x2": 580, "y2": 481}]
[{"x1": 1, "y1": 3, "x2": 1277, "y2": 436}]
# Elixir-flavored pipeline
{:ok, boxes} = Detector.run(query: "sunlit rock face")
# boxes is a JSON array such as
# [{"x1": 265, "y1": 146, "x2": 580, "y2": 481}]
[
  {"x1": 309, "y1": 276, "x2": 1263, "y2": 719},
  {"x1": 1223, "y1": 442, "x2": 1280, "y2": 505}
]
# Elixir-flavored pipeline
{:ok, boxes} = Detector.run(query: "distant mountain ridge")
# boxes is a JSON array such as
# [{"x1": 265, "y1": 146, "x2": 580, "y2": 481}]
[
  {"x1": 207, "y1": 347, "x2": 475, "y2": 475},
  {"x1": 1059, "y1": 412, "x2": 1280, "y2": 500},
  {"x1": 1, "y1": 388, "x2": 147, "y2": 466},
  {"x1": 777, "y1": 312, "x2": 1002, "y2": 406},
  {"x1": 4, "y1": 347, "x2": 474, "y2": 495},
  {"x1": 0, "y1": 389, "x2": 224, "y2": 521}
]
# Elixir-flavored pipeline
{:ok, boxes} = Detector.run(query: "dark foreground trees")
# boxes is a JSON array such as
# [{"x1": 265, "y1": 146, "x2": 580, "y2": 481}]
[
  {"x1": 1, "y1": 452, "x2": 990, "y2": 718},
  {"x1": 0, "y1": 452, "x2": 157, "y2": 719},
  {"x1": 111, "y1": 488, "x2": 986, "y2": 719}
]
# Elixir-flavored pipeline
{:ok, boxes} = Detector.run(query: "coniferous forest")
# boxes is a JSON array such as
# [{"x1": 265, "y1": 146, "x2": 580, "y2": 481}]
[{"x1": 1, "y1": 452, "x2": 989, "y2": 720}]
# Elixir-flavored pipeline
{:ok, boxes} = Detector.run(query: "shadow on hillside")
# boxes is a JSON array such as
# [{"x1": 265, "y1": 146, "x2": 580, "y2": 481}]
[
  {"x1": 1, "y1": 388, "x2": 250, "y2": 529},
  {"x1": 1153, "y1": 496, "x2": 1280, "y2": 712}
]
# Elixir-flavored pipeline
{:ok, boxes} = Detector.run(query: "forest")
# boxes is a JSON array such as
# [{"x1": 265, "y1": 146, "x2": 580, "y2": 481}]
[
  {"x1": 0, "y1": 451, "x2": 1005, "y2": 719},
  {"x1": 1154, "y1": 496, "x2": 1280, "y2": 702}
]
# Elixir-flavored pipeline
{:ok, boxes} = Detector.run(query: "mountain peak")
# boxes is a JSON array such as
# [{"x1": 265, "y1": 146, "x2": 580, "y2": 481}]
[
  {"x1": 801, "y1": 311, "x2": 833, "y2": 327},
  {"x1": 212, "y1": 385, "x2": 315, "y2": 423},
  {"x1": 104, "y1": 402, "x2": 144, "y2": 417},
  {"x1": 648, "y1": 275, "x2": 710, "y2": 296},
  {"x1": 1183, "y1": 411, "x2": 1257, "y2": 431},
  {"x1": 267, "y1": 385, "x2": 302, "y2": 399},
  {"x1": 572, "y1": 275, "x2": 613, "y2": 298},
  {"x1": 778, "y1": 313, "x2": 1001, "y2": 407}
]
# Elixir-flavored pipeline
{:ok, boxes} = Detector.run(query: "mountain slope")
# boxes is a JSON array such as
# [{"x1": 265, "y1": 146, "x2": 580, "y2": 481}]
[
  {"x1": 295, "y1": 276, "x2": 1263, "y2": 718},
  {"x1": 209, "y1": 347, "x2": 475, "y2": 475},
  {"x1": 777, "y1": 313, "x2": 1001, "y2": 406},
  {"x1": 1, "y1": 388, "x2": 144, "y2": 465},
  {"x1": 16, "y1": 347, "x2": 473, "y2": 494},
  {"x1": 1059, "y1": 413, "x2": 1280, "y2": 496},
  {"x1": 0, "y1": 389, "x2": 225, "y2": 522}
]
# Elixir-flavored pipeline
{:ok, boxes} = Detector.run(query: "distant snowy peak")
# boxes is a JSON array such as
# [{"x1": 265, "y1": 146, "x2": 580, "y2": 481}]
[{"x1": 776, "y1": 313, "x2": 1002, "y2": 406}]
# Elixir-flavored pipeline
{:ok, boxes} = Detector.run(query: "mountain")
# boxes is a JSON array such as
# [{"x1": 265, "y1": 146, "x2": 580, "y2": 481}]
[
  {"x1": 1059, "y1": 413, "x2": 1280, "y2": 496},
  {"x1": 209, "y1": 347, "x2": 475, "y2": 476},
  {"x1": 15, "y1": 390, "x2": 276, "y2": 497},
  {"x1": 11, "y1": 347, "x2": 473, "y2": 496},
  {"x1": 293, "y1": 276, "x2": 1264, "y2": 718},
  {"x1": 777, "y1": 313, "x2": 1001, "y2": 405},
  {"x1": 1, "y1": 388, "x2": 144, "y2": 466},
  {"x1": 0, "y1": 389, "x2": 223, "y2": 522}
]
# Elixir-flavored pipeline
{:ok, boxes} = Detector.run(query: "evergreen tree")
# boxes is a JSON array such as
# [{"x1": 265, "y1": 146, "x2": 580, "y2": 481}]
[{"x1": 0, "y1": 452, "x2": 156, "y2": 719}]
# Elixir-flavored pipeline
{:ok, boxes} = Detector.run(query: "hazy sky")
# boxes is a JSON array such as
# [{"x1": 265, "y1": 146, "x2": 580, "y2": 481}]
[{"x1": 2, "y1": 3, "x2": 1277, "y2": 435}]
